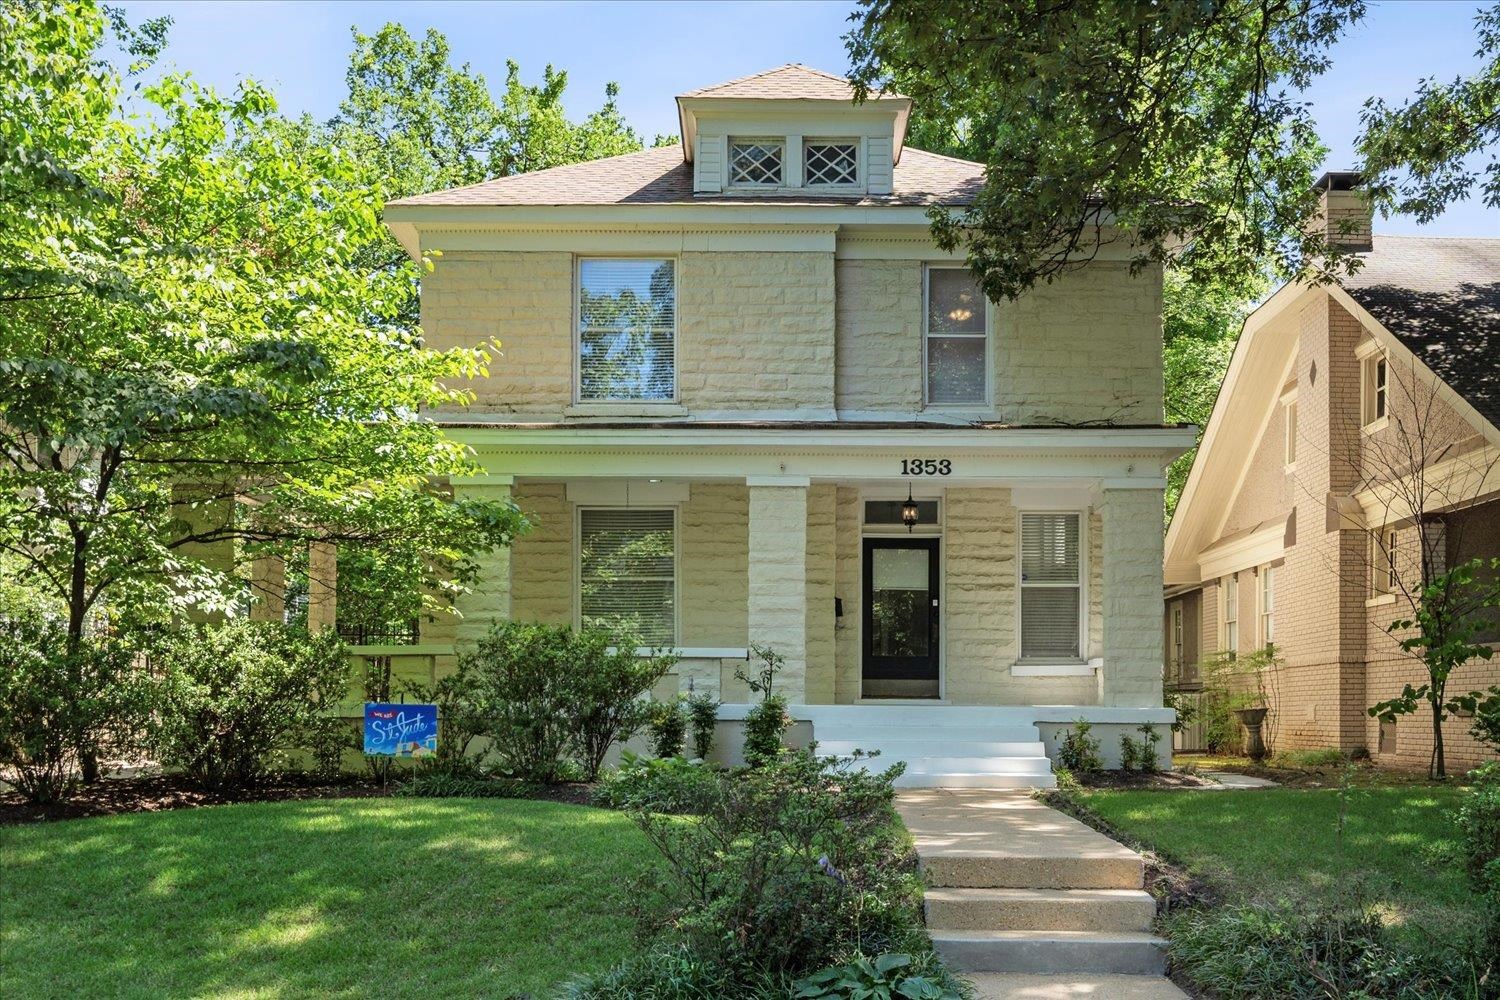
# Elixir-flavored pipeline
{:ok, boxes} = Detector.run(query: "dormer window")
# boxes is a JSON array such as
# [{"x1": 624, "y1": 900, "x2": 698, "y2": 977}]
[
  {"x1": 728, "y1": 139, "x2": 783, "y2": 186},
  {"x1": 804, "y1": 140, "x2": 858, "y2": 186}
]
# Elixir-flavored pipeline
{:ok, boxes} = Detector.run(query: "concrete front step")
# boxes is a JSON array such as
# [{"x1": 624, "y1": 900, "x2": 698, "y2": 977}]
[
  {"x1": 895, "y1": 770, "x2": 1057, "y2": 790},
  {"x1": 925, "y1": 887, "x2": 1157, "y2": 932},
  {"x1": 932, "y1": 930, "x2": 1168, "y2": 976},
  {"x1": 965, "y1": 973, "x2": 1189, "y2": 999},
  {"x1": 798, "y1": 705, "x2": 1044, "y2": 727},
  {"x1": 921, "y1": 849, "x2": 1136, "y2": 886}
]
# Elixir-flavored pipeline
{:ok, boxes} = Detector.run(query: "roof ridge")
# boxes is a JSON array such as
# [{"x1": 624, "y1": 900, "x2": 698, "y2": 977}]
[
  {"x1": 1375, "y1": 233, "x2": 1500, "y2": 243},
  {"x1": 904, "y1": 145, "x2": 986, "y2": 168}
]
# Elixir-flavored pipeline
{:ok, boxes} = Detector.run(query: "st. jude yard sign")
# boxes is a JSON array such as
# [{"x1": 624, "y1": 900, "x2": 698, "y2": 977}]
[{"x1": 364, "y1": 702, "x2": 438, "y2": 757}]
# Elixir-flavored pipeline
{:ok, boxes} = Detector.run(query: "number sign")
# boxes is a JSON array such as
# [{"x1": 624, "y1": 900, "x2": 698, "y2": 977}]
[{"x1": 900, "y1": 459, "x2": 952, "y2": 476}]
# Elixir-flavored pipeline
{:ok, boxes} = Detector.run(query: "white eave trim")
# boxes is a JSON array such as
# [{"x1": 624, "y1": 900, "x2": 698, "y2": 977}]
[{"x1": 1197, "y1": 517, "x2": 1287, "y2": 580}]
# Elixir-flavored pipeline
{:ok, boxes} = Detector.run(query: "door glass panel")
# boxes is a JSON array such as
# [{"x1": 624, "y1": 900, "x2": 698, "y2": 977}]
[{"x1": 870, "y1": 547, "x2": 930, "y2": 657}]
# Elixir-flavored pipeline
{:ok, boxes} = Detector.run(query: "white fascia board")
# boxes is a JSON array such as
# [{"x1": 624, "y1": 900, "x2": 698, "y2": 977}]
[
  {"x1": 1353, "y1": 442, "x2": 1500, "y2": 526},
  {"x1": 383, "y1": 202, "x2": 955, "y2": 230},
  {"x1": 444, "y1": 424, "x2": 1197, "y2": 451},
  {"x1": 1196, "y1": 517, "x2": 1287, "y2": 580},
  {"x1": 418, "y1": 225, "x2": 839, "y2": 255}
]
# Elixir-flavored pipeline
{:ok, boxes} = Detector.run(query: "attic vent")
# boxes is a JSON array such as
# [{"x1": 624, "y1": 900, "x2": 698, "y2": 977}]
[
  {"x1": 729, "y1": 140, "x2": 783, "y2": 186},
  {"x1": 805, "y1": 141, "x2": 857, "y2": 185}
]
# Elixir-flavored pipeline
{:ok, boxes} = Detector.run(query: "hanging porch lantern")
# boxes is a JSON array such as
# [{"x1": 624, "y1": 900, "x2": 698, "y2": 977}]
[{"x1": 901, "y1": 485, "x2": 920, "y2": 533}]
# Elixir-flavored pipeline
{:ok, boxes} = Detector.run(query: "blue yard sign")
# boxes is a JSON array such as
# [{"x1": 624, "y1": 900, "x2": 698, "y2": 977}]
[{"x1": 363, "y1": 703, "x2": 438, "y2": 757}]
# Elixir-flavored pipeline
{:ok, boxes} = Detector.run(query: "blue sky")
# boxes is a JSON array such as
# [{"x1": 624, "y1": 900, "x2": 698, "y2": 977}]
[{"x1": 118, "y1": 0, "x2": 1498, "y2": 236}]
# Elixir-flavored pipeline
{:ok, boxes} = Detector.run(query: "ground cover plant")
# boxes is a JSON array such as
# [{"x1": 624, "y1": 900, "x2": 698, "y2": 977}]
[{"x1": 0, "y1": 798, "x2": 658, "y2": 998}]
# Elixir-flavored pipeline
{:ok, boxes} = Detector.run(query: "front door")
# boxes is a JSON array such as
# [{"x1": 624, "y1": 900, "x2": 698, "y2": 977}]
[{"x1": 862, "y1": 537, "x2": 940, "y2": 698}]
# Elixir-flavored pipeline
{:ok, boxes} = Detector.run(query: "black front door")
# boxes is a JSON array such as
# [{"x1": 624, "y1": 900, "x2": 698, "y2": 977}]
[{"x1": 862, "y1": 537, "x2": 940, "y2": 697}]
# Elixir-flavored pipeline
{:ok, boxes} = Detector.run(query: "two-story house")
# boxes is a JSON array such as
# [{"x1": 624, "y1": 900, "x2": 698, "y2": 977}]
[
  {"x1": 383, "y1": 65, "x2": 1193, "y2": 784},
  {"x1": 1164, "y1": 173, "x2": 1500, "y2": 772}
]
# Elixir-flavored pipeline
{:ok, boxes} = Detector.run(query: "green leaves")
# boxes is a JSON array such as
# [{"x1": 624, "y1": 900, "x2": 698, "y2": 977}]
[{"x1": 846, "y1": 0, "x2": 1364, "y2": 301}]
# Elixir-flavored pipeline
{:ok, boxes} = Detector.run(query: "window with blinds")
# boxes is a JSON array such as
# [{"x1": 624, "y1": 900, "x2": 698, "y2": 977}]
[
  {"x1": 578, "y1": 508, "x2": 676, "y2": 646},
  {"x1": 1019, "y1": 512, "x2": 1082, "y2": 660},
  {"x1": 577, "y1": 258, "x2": 676, "y2": 401}
]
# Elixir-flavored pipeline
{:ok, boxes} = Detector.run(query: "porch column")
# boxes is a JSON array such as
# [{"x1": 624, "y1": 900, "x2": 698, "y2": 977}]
[
  {"x1": 248, "y1": 555, "x2": 286, "y2": 623},
  {"x1": 306, "y1": 542, "x2": 337, "y2": 633},
  {"x1": 453, "y1": 477, "x2": 514, "y2": 649},
  {"x1": 747, "y1": 477, "x2": 809, "y2": 704},
  {"x1": 1099, "y1": 485, "x2": 1166, "y2": 707}
]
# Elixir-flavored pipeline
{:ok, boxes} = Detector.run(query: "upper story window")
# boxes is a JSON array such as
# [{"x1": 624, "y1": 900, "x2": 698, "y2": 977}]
[
  {"x1": 1222, "y1": 573, "x2": 1239, "y2": 655},
  {"x1": 1169, "y1": 604, "x2": 1184, "y2": 674},
  {"x1": 1371, "y1": 527, "x2": 1398, "y2": 596},
  {"x1": 728, "y1": 139, "x2": 783, "y2": 186},
  {"x1": 1019, "y1": 512, "x2": 1083, "y2": 661},
  {"x1": 1362, "y1": 352, "x2": 1388, "y2": 427},
  {"x1": 1284, "y1": 399, "x2": 1298, "y2": 466},
  {"x1": 578, "y1": 507, "x2": 676, "y2": 646},
  {"x1": 577, "y1": 258, "x2": 676, "y2": 402},
  {"x1": 924, "y1": 266, "x2": 989, "y2": 406},
  {"x1": 804, "y1": 140, "x2": 858, "y2": 186}
]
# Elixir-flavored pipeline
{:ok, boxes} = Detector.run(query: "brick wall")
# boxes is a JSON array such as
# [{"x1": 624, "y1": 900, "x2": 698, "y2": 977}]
[{"x1": 678, "y1": 251, "x2": 836, "y2": 413}]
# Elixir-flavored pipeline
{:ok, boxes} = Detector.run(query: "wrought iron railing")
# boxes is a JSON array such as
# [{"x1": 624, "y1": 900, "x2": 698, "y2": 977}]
[{"x1": 337, "y1": 619, "x2": 420, "y2": 646}]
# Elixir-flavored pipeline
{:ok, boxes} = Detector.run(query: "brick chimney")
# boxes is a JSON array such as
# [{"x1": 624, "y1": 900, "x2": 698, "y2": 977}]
[{"x1": 1311, "y1": 171, "x2": 1373, "y2": 253}]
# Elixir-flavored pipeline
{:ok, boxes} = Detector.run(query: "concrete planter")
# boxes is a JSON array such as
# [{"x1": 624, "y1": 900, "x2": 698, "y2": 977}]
[{"x1": 1236, "y1": 707, "x2": 1269, "y2": 762}]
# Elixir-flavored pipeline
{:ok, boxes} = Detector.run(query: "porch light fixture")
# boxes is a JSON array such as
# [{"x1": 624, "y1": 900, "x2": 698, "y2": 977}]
[{"x1": 901, "y1": 486, "x2": 920, "y2": 533}]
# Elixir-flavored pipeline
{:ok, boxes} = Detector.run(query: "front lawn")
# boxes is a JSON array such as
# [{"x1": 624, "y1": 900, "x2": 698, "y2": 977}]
[
  {"x1": 1074, "y1": 781, "x2": 1473, "y2": 938},
  {"x1": 0, "y1": 798, "x2": 658, "y2": 999}
]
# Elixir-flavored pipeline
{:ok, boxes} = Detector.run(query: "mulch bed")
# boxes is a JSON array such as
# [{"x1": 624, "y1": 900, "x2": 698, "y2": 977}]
[
  {"x1": 1073, "y1": 769, "x2": 1219, "y2": 790},
  {"x1": 0, "y1": 773, "x2": 598, "y2": 825}
]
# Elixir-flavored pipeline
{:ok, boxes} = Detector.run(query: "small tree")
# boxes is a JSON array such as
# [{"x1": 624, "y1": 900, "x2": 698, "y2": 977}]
[
  {"x1": 566, "y1": 630, "x2": 675, "y2": 780},
  {"x1": 1369, "y1": 558, "x2": 1500, "y2": 779},
  {"x1": 737, "y1": 644, "x2": 792, "y2": 765}
]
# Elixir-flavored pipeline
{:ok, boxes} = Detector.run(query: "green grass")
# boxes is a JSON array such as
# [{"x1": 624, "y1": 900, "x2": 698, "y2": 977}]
[
  {"x1": 1076, "y1": 783, "x2": 1472, "y2": 939},
  {"x1": 0, "y1": 798, "x2": 660, "y2": 999}
]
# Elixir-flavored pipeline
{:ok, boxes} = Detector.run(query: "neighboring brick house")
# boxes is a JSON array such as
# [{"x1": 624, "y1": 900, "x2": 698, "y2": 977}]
[
  {"x1": 1164, "y1": 173, "x2": 1500, "y2": 772},
  {"x1": 371, "y1": 65, "x2": 1193, "y2": 783}
]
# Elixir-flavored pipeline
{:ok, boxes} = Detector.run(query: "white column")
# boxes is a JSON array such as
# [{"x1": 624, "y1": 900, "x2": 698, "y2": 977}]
[
  {"x1": 453, "y1": 477, "x2": 514, "y2": 649},
  {"x1": 748, "y1": 477, "x2": 809, "y2": 704},
  {"x1": 1100, "y1": 485, "x2": 1166, "y2": 707}
]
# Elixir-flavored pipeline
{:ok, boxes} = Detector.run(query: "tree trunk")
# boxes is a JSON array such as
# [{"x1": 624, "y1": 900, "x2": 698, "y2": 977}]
[
  {"x1": 67, "y1": 541, "x2": 100, "y2": 785},
  {"x1": 1431, "y1": 698, "x2": 1446, "y2": 780}
]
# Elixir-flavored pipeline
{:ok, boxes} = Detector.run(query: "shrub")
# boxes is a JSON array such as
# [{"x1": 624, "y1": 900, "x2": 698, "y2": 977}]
[
  {"x1": 1120, "y1": 734, "x2": 1141, "y2": 772},
  {"x1": 0, "y1": 598, "x2": 144, "y2": 803},
  {"x1": 1458, "y1": 762, "x2": 1500, "y2": 889},
  {"x1": 394, "y1": 772, "x2": 542, "y2": 799},
  {"x1": 648, "y1": 697, "x2": 688, "y2": 758},
  {"x1": 1136, "y1": 724, "x2": 1161, "y2": 774},
  {"x1": 402, "y1": 659, "x2": 492, "y2": 778},
  {"x1": 793, "y1": 952, "x2": 966, "y2": 1000},
  {"x1": 302, "y1": 717, "x2": 357, "y2": 780},
  {"x1": 564, "y1": 944, "x2": 795, "y2": 1000},
  {"x1": 458, "y1": 621, "x2": 574, "y2": 782},
  {"x1": 738, "y1": 644, "x2": 791, "y2": 765},
  {"x1": 594, "y1": 752, "x2": 719, "y2": 813},
  {"x1": 626, "y1": 747, "x2": 922, "y2": 977},
  {"x1": 147, "y1": 621, "x2": 350, "y2": 791},
  {"x1": 564, "y1": 630, "x2": 675, "y2": 780},
  {"x1": 1057, "y1": 719, "x2": 1104, "y2": 772},
  {"x1": 1166, "y1": 903, "x2": 1481, "y2": 999},
  {"x1": 686, "y1": 691, "x2": 720, "y2": 761}
]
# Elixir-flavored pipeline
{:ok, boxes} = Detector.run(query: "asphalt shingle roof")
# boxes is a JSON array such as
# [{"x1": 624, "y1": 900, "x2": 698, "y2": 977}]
[
  {"x1": 388, "y1": 144, "x2": 985, "y2": 208},
  {"x1": 677, "y1": 63, "x2": 901, "y2": 101},
  {"x1": 1341, "y1": 235, "x2": 1500, "y2": 431}
]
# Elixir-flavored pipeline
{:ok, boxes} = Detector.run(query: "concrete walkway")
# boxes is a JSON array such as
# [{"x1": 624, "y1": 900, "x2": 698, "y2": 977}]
[
  {"x1": 896, "y1": 790, "x2": 1186, "y2": 999},
  {"x1": 1202, "y1": 770, "x2": 1278, "y2": 789}
]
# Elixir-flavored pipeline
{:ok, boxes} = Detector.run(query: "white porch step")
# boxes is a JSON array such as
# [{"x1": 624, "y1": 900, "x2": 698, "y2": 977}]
[
  {"x1": 799, "y1": 705, "x2": 1042, "y2": 727},
  {"x1": 901, "y1": 755, "x2": 1053, "y2": 775},
  {"x1": 819, "y1": 725, "x2": 1044, "y2": 745},
  {"x1": 895, "y1": 770, "x2": 1057, "y2": 789},
  {"x1": 818, "y1": 739, "x2": 1046, "y2": 758}
]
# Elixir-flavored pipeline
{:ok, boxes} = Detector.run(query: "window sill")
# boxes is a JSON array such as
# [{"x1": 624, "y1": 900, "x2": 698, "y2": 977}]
[
  {"x1": 1361, "y1": 416, "x2": 1390, "y2": 435},
  {"x1": 1012, "y1": 659, "x2": 1099, "y2": 677},
  {"x1": 1366, "y1": 593, "x2": 1397, "y2": 608},
  {"x1": 566, "y1": 403, "x2": 687, "y2": 419}
]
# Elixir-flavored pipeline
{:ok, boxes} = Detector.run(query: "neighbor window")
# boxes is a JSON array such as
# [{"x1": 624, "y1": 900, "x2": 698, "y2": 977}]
[
  {"x1": 1170, "y1": 605, "x2": 1185, "y2": 677},
  {"x1": 1284, "y1": 400, "x2": 1298, "y2": 465},
  {"x1": 1260, "y1": 565, "x2": 1277, "y2": 647},
  {"x1": 578, "y1": 508, "x2": 676, "y2": 646},
  {"x1": 577, "y1": 258, "x2": 676, "y2": 402},
  {"x1": 1223, "y1": 574, "x2": 1239, "y2": 655},
  {"x1": 804, "y1": 140, "x2": 858, "y2": 186},
  {"x1": 728, "y1": 139, "x2": 783, "y2": 186},
  {"x1": 1020, "y1": 513, "x2": 1082, "y2": 660},
  {"x1": 925, "y1": 266, "x2": 988, "y2": 406},
  {"x1": 1363, "y1": 354, "x2": 1388, "y2": 426},
  {"x1": 1371, "y1": 528, "x2": 1398, "y2": 595}
]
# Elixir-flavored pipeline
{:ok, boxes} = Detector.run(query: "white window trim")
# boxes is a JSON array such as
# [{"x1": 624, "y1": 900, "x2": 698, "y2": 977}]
[
  {"x1": 1359, "y1": 349, "x2": 1390, "y2": 433},
  {"x1": 802, "y1": 136, "x2": 863, "y2": 190},
  {"x1": 1171, "y1": 604, "x2": 1185, "y2": 672},
  {"x1": 922, "y1": 263, "x2": 993, "y2": 411},
  {"x1": 573, "y1": 504, "x2": 681, "y2": 647},
  {"x1": 1016, "y1": 509, "x2": 1088, "y2": 665},
  {"x1": 1259, "y1": 564, "x2": 1276, "y2": 648},
  {"x1": 573, "y1": 256, "x2": 679, "y2": 406},
  {"x1": 1370, "y1": 527, "x2": 1398, "y2": 596},
  {"x1": 726, "y1": 136, "x2": 786, "y2": 189},
  {"x1": 1222, "y1": 573, "x2": 1239, "y2": 655}
]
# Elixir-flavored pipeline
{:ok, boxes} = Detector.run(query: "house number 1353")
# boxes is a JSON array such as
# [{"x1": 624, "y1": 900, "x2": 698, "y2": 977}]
[{"x1": 901, "y1": 459, "x2": 952, "y2": 476}]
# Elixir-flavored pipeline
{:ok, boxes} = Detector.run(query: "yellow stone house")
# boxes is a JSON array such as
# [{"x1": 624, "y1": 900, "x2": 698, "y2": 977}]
[{"x1": 371, "y1": 65, "x2": 1192, "y2": 785}]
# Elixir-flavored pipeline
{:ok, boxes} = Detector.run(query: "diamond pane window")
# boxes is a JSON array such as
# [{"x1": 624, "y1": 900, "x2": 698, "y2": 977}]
[
  {"x1": 729, "y1": 140, "x2": 783, "y2": 186},
  {"x1": 804, "y1": 141, "x2": 857, "y2": 186}
]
